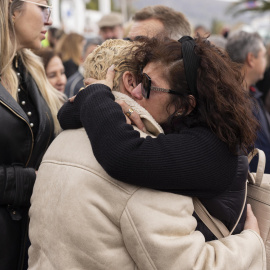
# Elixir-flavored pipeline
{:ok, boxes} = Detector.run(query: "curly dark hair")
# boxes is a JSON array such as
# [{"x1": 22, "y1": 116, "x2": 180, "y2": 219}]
[{"x1": 132, "y1": 36, "x2": 259, "y2": 154}]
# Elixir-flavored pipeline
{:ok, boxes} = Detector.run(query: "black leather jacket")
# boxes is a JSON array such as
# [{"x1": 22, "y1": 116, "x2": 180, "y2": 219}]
[{"x1": 0, "y1": 70, "x2": 54, "y2": 270}]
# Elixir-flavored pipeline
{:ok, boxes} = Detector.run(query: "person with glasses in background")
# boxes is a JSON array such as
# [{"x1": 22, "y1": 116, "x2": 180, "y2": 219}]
[{"x1": 0, "y1": 1, "x2": 64, "y2": 269}]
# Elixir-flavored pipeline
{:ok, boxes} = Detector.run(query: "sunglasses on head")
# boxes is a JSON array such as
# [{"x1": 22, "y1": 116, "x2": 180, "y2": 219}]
[{"x1": 141, "y1": 73, "x2": 181, "y2": 99}]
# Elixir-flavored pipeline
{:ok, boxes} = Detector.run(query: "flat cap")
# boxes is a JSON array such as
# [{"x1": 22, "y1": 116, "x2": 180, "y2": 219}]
[{"x1": 98, "y1": 12, "x2": 123, "y2": 28}]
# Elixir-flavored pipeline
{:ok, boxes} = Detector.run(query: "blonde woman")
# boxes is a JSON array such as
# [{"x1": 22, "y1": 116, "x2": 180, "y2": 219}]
[
  {"x1": 0, "y1": 1, "x2": 64, "y2": 269},
  {"x1": 55, "y1": 32, "x2": 85, "y2": 78}
]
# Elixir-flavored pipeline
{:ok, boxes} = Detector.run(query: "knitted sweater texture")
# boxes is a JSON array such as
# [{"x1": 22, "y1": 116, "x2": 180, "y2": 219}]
[{"x1": 58, "y1": 84, "x2": 239, "y2": 199}]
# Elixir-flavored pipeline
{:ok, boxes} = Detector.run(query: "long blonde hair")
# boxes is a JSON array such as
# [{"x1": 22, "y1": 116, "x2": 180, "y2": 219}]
[
  {"x1": 0, "y1": 0, "x2": 64, "y2": 135},
  {"x1": 55, "y1": 33, "x2": 84, "y2": 66}
]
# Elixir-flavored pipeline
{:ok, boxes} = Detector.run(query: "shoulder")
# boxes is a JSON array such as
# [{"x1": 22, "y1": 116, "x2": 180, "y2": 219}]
[{"x1": 170, "y1": 126, "x2": 229, "y2": 152}]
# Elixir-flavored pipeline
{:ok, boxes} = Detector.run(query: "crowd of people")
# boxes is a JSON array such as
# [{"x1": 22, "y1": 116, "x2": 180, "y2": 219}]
[{"x1": 0, "y1": 1, "x2": 270, "y2": 270}]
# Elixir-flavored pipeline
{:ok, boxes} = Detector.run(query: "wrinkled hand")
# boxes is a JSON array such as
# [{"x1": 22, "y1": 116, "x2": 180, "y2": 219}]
[
  {"x1": 244, "y1": 204, "x2": 260, "y2": 236},
  {"x1": 69, "y1": 65, "x2": 115, "y2": 103},
  {"x1": 84, "y1": 64, "x2": 115, "y2": 90},
  {"x1": 116, "y1": 100, "x2": 146, "y2": 133}
]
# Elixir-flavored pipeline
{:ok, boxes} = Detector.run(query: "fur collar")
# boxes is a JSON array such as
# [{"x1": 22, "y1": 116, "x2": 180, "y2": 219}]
[{"x1": 113, "y1": 91, "x2": 164, "y2": 136}]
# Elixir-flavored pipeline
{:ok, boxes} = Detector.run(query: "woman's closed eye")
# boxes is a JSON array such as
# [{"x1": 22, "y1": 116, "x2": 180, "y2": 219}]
[{"x1": 47, "y1": 72, "x2": 57, "y2": 79}]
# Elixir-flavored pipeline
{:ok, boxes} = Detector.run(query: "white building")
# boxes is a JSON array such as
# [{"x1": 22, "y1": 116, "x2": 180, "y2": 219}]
[{"x1": 51, "y1": 0, "x2": 111, "y2": 34}]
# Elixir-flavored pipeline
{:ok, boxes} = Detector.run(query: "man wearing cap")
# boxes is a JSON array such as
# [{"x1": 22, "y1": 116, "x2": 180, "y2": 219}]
[{"x1": 98, "y1": 12, "x2": 124, "y2": 40}]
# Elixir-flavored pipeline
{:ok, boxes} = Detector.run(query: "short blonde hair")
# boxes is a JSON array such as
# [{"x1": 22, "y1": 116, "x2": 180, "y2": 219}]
[{"x1": 83, "y1": 39, "x2": 139, "y2": 91}]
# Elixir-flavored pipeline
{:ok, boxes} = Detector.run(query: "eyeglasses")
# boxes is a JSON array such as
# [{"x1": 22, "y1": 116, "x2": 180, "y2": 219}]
[
  {"x1": 141, "y1": 73, "x2": 181, "y2": 99},
  {"x1": 19, "y1": 0, "x2": 52, "y2": 23}
]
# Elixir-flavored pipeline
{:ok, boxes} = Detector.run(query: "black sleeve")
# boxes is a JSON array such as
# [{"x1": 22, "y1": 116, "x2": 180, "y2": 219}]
[
  {"x1": 0, "y1": 165, "x2": 36, "y2": 206},
  {"x1": 67, "y1": 84, "x2": 237, "y2": 198},
  {"x1": 57, "y1": 100, "x2": 82, "y2": 130}
]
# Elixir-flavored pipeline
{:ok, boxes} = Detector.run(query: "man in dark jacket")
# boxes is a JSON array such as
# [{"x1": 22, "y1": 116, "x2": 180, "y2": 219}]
[{"x1": 226, "y1": 31, "x2": 270, "y2": 173}]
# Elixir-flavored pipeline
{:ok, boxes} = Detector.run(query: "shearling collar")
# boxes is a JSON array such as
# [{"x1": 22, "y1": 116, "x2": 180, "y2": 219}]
[{"x1": 113, "y1": 91, "x2": 164, "y2": 136}]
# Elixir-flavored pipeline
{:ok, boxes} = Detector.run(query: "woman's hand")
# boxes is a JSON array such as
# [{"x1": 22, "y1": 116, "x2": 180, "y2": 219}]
[
  {"x1": 69, "y1": 65, "x2": 115, "y2": 103},
  {"x1": 244, "y1": 204, "x2": 260, "y2": 236},
  {"x1": 116, "y1": 100, "x2": 146, "y2": 133},
  {"x1": 84, "y1": 64, "x2": 115, "y2": 90}
]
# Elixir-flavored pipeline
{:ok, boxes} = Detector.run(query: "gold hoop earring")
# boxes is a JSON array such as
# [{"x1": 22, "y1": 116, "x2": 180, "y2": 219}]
[{"x1": 12, "y1": 15, "x2": 16, "y2": 26}]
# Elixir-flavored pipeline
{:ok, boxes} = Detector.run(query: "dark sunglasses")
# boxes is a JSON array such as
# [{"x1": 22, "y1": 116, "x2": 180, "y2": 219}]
[{"x1": 141, "y1": 73, "x2": 181, "y2": 99}]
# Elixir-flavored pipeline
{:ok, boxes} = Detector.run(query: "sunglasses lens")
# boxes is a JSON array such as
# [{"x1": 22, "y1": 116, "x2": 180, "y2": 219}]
[{"x1": 142, "y1": 74, "x2": 150, "y2": 98}]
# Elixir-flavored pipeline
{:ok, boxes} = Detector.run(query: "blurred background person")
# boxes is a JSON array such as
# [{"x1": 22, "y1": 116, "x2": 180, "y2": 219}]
[
  {"x1": 193, "y1": 24, "x2": 210, "y2": 38},
  {"x1": 98, "y1": 12, "x2": 124, "y2": 40},
  {"x1": 123, "y1": 20, "x2": 134, "y2": 39},
  {"x1": 208, "y1": 34, "x2": 227, "y2": 50},
  {"x1": 226, "y1": 31, "x2": 270, "y2": 173},
  {"x1": 257, "y1": 43, "x2": 270, "y2": 116},
  {"x1": 34, "y1": 48, "x2": 67, "y2": 94},
  {"x1": 65, "y1": 36, "x2": 103, "y2": 97},
  {"x1": 55, "y1": 32, "x2": 84, "y2": 79},
  {"x1": 47, "y1": 27, "x2": 65, "y2": 49},
  {"x1": 127, "y1": 5, "x2": 191, "y2": 40},
  {"x1": 0, "y1": 1, "x2": 64, "y2": 269}
]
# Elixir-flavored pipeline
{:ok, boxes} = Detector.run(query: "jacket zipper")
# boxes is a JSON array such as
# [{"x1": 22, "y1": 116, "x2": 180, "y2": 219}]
[{"x1": 0, "y1": 100, "x2": 34, "y2": 166}]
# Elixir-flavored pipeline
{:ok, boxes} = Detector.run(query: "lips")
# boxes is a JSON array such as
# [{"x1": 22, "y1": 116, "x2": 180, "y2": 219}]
[
  {"x1": 56, "y1": 86, "x2": 65, "y2": 93},
  {"x1": 40, "y1": 30, "x2": 47, "y2": 39}
]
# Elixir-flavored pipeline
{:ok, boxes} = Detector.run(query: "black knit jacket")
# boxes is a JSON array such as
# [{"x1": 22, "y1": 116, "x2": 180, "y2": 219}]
[{"x1": 58, "y1": 84, "x2": 248, "y2": 240}]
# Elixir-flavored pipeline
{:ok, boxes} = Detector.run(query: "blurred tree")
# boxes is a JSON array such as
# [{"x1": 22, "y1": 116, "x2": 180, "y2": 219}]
[
  {"x1": 86, "y1": 0, "x2": 99, "y2": 10},
  {"x1": 111, "y1": 0, "x2": 117, "y2": 12},
  {"x1": 211, "y1": 19, "x2": 224, "y2": 34},
  {"x1": 227, "y1": 0, "x2": 270, "y2": 16},
  {"x1": 85, "y1": 0, "x2": 116, "y2": 10}
]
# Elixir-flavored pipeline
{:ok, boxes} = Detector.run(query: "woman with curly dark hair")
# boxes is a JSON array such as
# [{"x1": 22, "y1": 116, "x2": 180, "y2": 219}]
[{"x1": 58, "y1": 36, "x2": 259, "y2": 241}]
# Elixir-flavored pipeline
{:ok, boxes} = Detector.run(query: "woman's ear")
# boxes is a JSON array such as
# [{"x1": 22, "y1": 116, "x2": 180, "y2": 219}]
[
  {"x1": 187, "y1": 95, "x2": 196, "y2": 114},
  {"x1": 176, "y1": 95, "x2": 196, "y2": 116},
  {"x1": 246, "y1": 52, "x2": 255, "y2": 68},
  {"x1": 122, "y1": 71, "x2": 137, "y2": 95}
]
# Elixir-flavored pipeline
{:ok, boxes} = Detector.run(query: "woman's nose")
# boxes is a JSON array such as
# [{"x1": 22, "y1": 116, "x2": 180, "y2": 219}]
[
  {"x1": 45, "y1": 16, "x2": 53, "y2": 26},
  {"x1": 57, "y1": 74, "x2": 67, "y2": 85},
  {"x1": 131, "y1": 83, "x2": 143, "y2": 100}
]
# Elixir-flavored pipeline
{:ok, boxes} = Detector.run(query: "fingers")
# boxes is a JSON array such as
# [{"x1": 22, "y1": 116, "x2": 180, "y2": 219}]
[
  {"x1": 116, "y1": 100, "x2": 146, "y2": 132},
  {"x1": 246, "y1": 204, "x2": 255, "y2": 219},
  {"x1": 116, "y1": 100, "x2": 131, "y2": 113},
  {"x1": 244, "y1": 204, "x2": 260, "y2": 236},
  {"x1": 107, "y1": 64, "x2": 115, "y2": 78},
  {"x1": 105, "y1": 64, "x2": 115, "y2": 90},
  {"x1": 84, "y1": 78, "x2": 98, "y2": 86},
  {"x1": 83, "y1": 65, "x2": 115, "y2": 90},
  {"x1": 69, "y1": 95, "x2": 76, "y2": 103},
  {"x1": 129, "y1": 111, "x2": 146, "y2": 133},
  {"x1": 125, "y1": 115, "x2": 132, "y2": 125}
]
